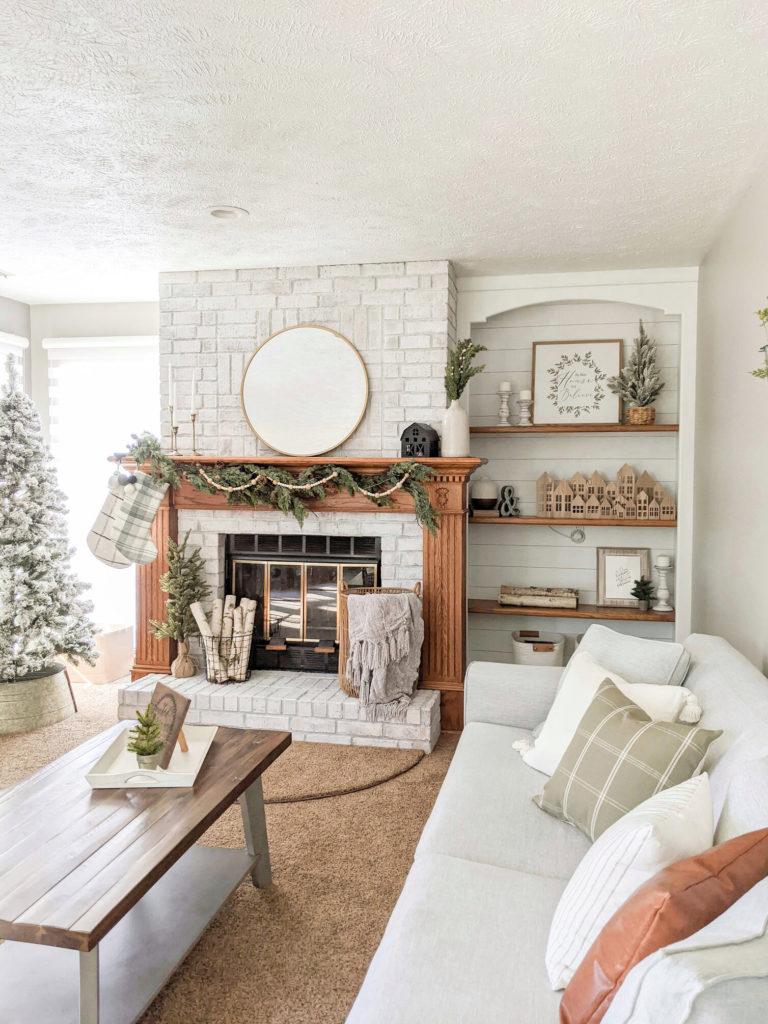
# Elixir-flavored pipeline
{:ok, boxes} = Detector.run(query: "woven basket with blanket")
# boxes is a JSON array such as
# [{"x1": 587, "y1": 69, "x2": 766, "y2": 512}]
[{"x1": 338, "y1": 582, "x2": 423, "y2": 720}]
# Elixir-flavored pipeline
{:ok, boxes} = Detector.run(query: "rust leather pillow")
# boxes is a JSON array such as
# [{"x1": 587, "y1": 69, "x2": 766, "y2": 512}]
[{"x1": 559, "y1": 826, "x2": 768, "y2": 1024}]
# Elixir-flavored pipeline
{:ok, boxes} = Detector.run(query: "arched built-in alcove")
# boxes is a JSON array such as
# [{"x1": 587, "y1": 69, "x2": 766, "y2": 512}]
[{"x1": 456, "y1": 268, "x2": 698, "y2": 657}]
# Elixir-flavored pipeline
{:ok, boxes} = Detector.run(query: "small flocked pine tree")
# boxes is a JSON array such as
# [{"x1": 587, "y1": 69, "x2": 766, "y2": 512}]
[
  {"x1": 608, "y1": 320, "x2": 665, "y2": 408},
  {"x1": 0, "y1": 355, "x2": 96, "y2": 682},
  {"x1": 150, "y1": 533, "x2": 211, "y2": 643}
]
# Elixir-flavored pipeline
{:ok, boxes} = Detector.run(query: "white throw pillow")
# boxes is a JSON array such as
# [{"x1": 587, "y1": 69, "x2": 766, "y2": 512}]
[
  {"x1": 546, "y1": 773, "x2": 714, "y2": 990},
  {"x1": 521, "y1": 651, "x2": 702, "y2": 777},
  {"x1": 602, "y1": 874, "x2": 768, "y2": 1024},
  {"x1": 566, "y1": 623, "x2": 691, "y2": 688}
]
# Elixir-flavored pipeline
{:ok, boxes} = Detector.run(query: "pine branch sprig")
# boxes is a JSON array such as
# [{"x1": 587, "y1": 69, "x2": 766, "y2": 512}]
[{"x1": 444, "y1": 338, "x2": 487, "y2": 402}]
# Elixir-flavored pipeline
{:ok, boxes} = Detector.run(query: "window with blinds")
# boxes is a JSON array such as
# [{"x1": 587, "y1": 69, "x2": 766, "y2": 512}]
[
  {"x1": 0, "y1": 331, "x2": 28, "y2": 389},
  {"x1": 44, "y1": 336, "x2": 160, "y2": 629}
]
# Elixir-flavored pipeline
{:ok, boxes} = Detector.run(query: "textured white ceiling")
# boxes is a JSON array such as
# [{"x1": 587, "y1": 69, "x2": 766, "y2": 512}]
[{"x1": 2, "y1": 0, "x2": 768, "y2": 303}]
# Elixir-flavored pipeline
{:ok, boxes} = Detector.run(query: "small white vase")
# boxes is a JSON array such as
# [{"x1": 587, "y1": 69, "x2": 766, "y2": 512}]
[{"x1": 441, "y1": 399, "x2": 470, "y2": 457}]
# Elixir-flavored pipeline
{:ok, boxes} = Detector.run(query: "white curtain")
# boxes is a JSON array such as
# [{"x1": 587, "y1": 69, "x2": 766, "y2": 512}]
[{"x1": 44, "y1": 337, "x2": 160, "y2": 629}]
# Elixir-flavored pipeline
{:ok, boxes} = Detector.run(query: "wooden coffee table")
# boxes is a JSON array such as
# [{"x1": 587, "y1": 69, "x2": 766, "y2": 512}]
[{"x1": 0, "y1": 721, "x2": 291, "y2": 1023}]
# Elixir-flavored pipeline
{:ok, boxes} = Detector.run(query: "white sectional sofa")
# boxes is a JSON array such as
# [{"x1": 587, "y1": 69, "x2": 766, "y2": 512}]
[{"x1": 346, "y1": 630, "x2": 768, "y2": 1024}]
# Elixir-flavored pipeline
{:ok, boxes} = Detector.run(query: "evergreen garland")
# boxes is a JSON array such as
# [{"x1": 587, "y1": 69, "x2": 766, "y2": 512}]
[
  {"x1": 127, "y1": 704, "x2": 165, "y2": 757},
  {"x1": 607, "y1": 320, "x2": 665, "y2": 407},
  {"x1": 124, "y1": 433, "x2": 441, "y2": 535},
  {"x1": 444, "y1": 338, "x2": 487, "y2": 402},
  {"x1": 150, "y1": 533, "x2": 211, "y2": 643},
  {"x1": 0, "y1": 355, "x2": 96, "y2": 681}
]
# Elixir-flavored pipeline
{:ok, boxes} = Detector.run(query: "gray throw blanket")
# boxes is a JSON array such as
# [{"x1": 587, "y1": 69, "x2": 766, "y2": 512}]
[{"x1": 345, "y1": 592, "x2": 424, "y2": 721}]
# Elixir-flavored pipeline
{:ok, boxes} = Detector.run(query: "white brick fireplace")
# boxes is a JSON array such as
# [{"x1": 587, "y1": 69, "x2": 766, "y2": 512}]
[{"x1": 119, "y1": 259, "x2": 459, "y2": 750}]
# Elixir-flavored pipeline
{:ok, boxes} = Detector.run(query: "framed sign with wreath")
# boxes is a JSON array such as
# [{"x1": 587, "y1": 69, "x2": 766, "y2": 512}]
[{"x1": 532, "y1": 340, "x2": 622, "y2": 425}]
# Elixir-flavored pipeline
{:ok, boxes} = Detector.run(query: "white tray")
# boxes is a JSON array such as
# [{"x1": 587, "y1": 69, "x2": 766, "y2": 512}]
[{"x1": 86, "y1": 724, "x2": 218, "y2": 789}]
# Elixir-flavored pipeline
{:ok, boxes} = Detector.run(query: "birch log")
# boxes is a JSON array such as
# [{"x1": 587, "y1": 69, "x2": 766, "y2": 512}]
[
  {"x1": 191, "y1": 601, "x2": 224, "y2": 681},
  {"x1": 238, "y1": 599, "x2": 257, "y2": 679}
]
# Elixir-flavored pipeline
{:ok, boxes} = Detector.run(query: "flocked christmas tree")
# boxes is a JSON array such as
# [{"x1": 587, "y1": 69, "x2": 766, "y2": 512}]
[
  {"x1": 0, "y1": 355, "x2": 96, "y2": 682},
  {"x1": 607, "y1": 320, "x2": 665, "y2": 408}
]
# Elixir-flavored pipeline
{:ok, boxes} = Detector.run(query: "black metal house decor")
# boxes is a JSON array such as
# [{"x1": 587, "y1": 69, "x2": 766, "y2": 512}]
[{"x1": 400, "y1": 422, "x2": 440, "y2": 458}]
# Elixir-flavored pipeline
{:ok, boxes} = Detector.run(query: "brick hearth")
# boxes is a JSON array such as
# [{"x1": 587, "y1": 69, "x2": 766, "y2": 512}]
[{"x1": 118, "y1": 672, "x2": 441, "y2": 752}]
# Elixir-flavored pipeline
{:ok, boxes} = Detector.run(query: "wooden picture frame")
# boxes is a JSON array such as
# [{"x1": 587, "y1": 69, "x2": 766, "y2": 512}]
[
  {"x1": 149, "y1": 681, "x2": 191, "y2": 770},
  {"x1": 597, "y1": 547, "x2": 651, "y2": 607},
  {"x1": 532, "y1": 339, "x2": 622, "y2": 425}
]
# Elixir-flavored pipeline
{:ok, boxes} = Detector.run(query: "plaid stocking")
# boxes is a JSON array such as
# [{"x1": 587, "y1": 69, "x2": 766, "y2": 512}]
[
  {"x1": 113, "y1": 471, "x2": 169, "y2": 565},
  {"x1": 87, "y1": 473, "x2": 132, "y2": 569}
]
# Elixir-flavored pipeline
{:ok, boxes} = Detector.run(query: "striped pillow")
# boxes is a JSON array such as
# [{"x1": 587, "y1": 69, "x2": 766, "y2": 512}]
[
  {"x1": 545, "y1": 773, "x2": 714, "y2": 990},
  {"x1": 534, "y1": 679, "x2": 721, "y2": 840}
]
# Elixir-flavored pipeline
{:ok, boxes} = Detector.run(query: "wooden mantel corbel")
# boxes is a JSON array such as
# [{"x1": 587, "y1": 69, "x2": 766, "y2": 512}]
[{"x1": 131, "y1": 455, "x2": 485, "y2": 730}]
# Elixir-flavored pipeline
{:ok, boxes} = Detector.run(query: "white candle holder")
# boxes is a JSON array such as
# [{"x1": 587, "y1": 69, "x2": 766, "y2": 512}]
[
  {"x1": 517, "y1": 397, "x2": 533, "y2": 427},
  {"x1": 653, "y1": 560, "x2": 674, "y2": 612},
  {"x1": 497, "y1": 390, "x2": 511, "y2": 426}
]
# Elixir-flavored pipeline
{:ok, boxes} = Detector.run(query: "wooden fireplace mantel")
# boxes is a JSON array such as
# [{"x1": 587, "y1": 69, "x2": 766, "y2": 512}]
[{"x1": 131, "y1": 456, "x2": 485, "y2": 730}]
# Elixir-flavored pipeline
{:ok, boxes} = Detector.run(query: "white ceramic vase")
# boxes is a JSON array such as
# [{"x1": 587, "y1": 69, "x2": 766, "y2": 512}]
[{"x1": 441, "y1": 400, "x2": 470, "y2": 457}]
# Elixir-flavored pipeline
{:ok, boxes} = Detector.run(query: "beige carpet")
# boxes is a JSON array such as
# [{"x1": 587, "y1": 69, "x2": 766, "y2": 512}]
[{"x1": 0, "y1": 682, "x2": 457, "y2": 1024}]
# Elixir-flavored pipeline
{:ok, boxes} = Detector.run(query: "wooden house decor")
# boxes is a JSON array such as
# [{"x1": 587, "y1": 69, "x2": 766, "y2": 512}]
[{"x1": 535, "y1": 465, "x2": 676, "y2": 521}]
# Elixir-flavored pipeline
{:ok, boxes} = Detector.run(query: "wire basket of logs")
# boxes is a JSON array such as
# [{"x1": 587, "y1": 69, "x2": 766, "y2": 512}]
[
  {"x1": 190, "y1": 596, "x2": 257, "y2": 684},
  {"x1": 337, "y1": 580, "x2": 422, "y2": 697},
  {"x1": 199, "y1": 632, "x2": 253, "y2": 684}
]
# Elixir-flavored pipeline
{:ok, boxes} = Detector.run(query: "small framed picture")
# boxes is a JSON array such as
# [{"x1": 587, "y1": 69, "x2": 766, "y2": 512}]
[
  {"x1": 597, "y1": 547, "x2": 651, "y2": 607},
  {"x1": 532, "y1": 340, "x2": 622, "y2": 425}
]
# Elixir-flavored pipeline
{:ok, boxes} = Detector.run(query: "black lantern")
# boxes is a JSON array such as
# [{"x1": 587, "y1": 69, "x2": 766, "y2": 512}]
[{"x1": 400, "y1": 422, "x2": 440, "y2": 458}]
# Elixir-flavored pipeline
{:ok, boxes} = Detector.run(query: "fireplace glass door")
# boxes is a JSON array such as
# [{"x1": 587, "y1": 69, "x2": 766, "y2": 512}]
[{"x1": 228, "y1": 534, "x2": 381, "y2": 671}]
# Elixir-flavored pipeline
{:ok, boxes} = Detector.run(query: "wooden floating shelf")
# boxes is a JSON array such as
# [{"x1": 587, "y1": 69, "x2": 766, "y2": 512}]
[
  {"x1": 470, "y1": 424, "x2": 679, "y2": 434},
  {"x1": 469, "y1": 516, "x2": 677, "y2": 528},
  {"x1": 468, "y1": 599, "x2": 675, "y2": 623}
]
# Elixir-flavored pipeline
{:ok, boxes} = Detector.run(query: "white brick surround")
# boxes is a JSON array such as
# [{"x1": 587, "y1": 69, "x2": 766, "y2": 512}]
[
  {"x1": 159, "y1": 260, "x2": 457, "y2": 457},
  {"x1": 118, "y1": 673, "x2": 441, "y2": 752},
  {"x1": 179, "y1": 509, "x2": 424, "y2": 600}
]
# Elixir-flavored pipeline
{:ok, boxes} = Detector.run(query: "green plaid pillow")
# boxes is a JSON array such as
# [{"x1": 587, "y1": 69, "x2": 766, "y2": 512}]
[{"x1": 534, "y1": 679, "x2": 721, "y2": 840}]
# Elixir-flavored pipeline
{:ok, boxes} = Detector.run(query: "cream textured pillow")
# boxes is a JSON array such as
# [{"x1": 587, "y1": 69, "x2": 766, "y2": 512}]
[
  {"x1": 546, "y1": 773, "x2": 714, "y2": 990},
  {"x1": 521, "y1": 651, "x2": 702, "y2": 776}
]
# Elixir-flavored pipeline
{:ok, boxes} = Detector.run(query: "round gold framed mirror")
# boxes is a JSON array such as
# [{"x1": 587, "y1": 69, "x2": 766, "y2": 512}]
[{"x1": 241, "y1": 325, "x2": 369, "y2": 456}]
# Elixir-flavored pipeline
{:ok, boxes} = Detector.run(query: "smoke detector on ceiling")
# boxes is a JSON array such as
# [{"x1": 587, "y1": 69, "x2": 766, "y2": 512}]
[{"x1": 208, "y1": 206, "x2": 249, "y2": 220}]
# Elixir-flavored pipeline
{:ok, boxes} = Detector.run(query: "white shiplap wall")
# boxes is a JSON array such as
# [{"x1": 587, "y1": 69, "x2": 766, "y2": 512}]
[{"x1": 467, "y1": 301, "x2": 680, "y2": 663}]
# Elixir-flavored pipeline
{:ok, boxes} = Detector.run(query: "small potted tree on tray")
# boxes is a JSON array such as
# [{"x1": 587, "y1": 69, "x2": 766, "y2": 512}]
[{"x1": 127, "y1": 705, "x2": 165, "y2": 770}]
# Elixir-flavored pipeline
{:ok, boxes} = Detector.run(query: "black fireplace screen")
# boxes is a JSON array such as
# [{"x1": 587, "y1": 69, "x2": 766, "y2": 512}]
[{"x1": 226, "y1": 534, "x2": 381, "y2": 672}]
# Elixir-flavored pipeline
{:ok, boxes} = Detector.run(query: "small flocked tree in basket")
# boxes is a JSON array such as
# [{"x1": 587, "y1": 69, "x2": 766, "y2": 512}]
[
  {"x1": 0, "y1": 356, "x2": 96, "y2": 733},
  {"x1": 150, "y1": 533, "x2": 211, "y2": 678},
  {"x1": 607, "y1": 320, "x2": 665, "y2": 425},
  {"x1": 442, "y1": 338, "x2": 487, "y2": 456}
]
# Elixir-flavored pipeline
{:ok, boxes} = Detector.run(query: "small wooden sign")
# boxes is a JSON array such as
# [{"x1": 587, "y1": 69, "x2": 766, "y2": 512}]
[{"x1": 149, "y1": 682, "x2": 192, "y2": 770}]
